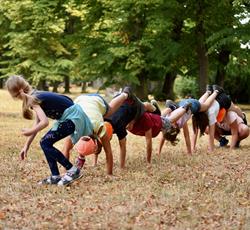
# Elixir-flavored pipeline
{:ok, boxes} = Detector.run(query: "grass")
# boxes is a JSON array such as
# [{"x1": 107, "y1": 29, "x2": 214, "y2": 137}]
[{"x1": 0, "y1": 89, "x2": 249, "y2": 229}]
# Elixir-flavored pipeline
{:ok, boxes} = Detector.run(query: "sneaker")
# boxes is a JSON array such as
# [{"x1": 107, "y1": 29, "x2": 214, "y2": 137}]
[
  {"x1": 213, "y1": 85, "x2": 224, "y2": 94},
  {"x1": 242, "y1": 112, "x2": 247, "y2": 125},
  {"x1": 219, "y1": 136, "x2": 229, "y2": 147},
  {"x1": 58, "y1": 167, "x2": 81, "y2": 186},
  {"x1": 38, "y1": 175, "x2": 61, "y2": 185},
  {"x1": 206, "y1": 84, "x2": 213, "y2": 94},
  {"x1": 122, "y1": 86, "x2": 135, "y2": 100},
  {"x1": 150, "y1": 99, "x2": 161, "y2": 115},
  {"x1": 165, "y1": 100, "x2": 179, "y2": 111},
  {"x1": 75, "y1": 156, "x2": 86, "y2": 170},
  {"x1": 182, "y1": 102, "x2": 192, "y2": 112}
]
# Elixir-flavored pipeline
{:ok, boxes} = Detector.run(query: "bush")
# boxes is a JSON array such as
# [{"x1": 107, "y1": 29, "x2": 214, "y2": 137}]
[{"x1": 174, "y1": 76, "x2": 199, "y2": 99}]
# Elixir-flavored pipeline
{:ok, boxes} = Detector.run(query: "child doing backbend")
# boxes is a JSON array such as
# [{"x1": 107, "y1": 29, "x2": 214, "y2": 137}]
[
  {"x1": 158, "y1": 86, "x2": 222, "y2": 155},
  {"x1": 127, "y1": 102, "x2": 192, "y2": 164},
  {"x1": 215, "y1": 110, "x2": 249, "y2": 149},
  {"x1": 62, "y1": 87, "x2": 142, "y2": 173},
  {"x1": 6, "y1": 75, "x2": 93, "y2": 186}
]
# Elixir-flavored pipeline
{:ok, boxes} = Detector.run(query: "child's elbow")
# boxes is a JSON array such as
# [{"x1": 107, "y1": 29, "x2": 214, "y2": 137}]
[{"x1": 43, "y1": 120, "x2": 49, "y2": 128}]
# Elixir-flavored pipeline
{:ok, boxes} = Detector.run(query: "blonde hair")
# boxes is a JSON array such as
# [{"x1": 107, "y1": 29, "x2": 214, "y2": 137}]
[{"x1": 5, "y1": 75, "x2": 39, "y2": 119}]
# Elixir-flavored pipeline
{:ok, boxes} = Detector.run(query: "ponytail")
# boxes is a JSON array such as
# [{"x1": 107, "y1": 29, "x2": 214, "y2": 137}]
[{"x1": 6, "y1": 75, "x2": 39, "y2": 120}]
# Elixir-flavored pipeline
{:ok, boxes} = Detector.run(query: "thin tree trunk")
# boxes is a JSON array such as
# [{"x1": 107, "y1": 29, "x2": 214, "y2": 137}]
[
  {"x1": 196, "y1": 1, "x2": 208, "y2": 96},
  {"x1": 162, "y1": 72, "x2": 176, "y2": 100},
  {"x1": 135, "y1": 71, "x2": 148, "y2": 100},
  {"x1": 0, "y1": 78, "x2": 3, "y2": 89},
  {"x1": 64, "y1": 75, "x2": 70, "y2": 93},
  {"x1": 215, "y1": 49, "x2": 230, "y2": 87}
]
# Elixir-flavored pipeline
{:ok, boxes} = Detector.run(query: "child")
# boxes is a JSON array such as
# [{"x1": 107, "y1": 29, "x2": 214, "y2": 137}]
[
  {"x1": 104, "y1": 99, "x2": 161, "y2": 168},
  {"x1": 5, "y1": 75, "x2": 93, "y2": 186},
  {"x1": 127, "y1": 103, "x2": 192, "y2": 164},
  {"x1": 159, "y1": 87, "x2": 221, "y2": 155},
  {"x1": 215, "y1": 110, "x2": 249, "y2": 149},
  {"x1": 62, "y1": 87, "x2": 142, "y2": 172}
]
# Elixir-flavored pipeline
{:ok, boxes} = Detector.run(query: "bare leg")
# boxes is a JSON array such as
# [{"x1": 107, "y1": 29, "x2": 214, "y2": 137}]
[
  {"x1": 167, "y1": 107, "x2": 187, "y2": 123},
  {"x1": 199, "y1": 91, "x2": 219, "y2": 112},
  {"x1": 104, "y1": 93, "x2": 128, "y2": 118},
  {"x1": 62, "y1": 136, "x2": 74, "y2": 160},
  {"x1": 199, "y1": 91, "x2": 210, "y2": 103},
  {"x1": 238, "y1": 123, "x2": 250, "y2": 141}
]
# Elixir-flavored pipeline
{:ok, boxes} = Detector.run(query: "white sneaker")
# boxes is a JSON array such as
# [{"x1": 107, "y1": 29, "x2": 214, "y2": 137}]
[{"x1": 58, "y1": 167, "x2": 81, "y2": 186}]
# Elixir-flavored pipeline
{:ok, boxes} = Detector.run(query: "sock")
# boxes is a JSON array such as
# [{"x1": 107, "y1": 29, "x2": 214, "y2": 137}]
[
  {"x1": 78, "y1": 155, "x2": 85, "y2": 160},
  {"x1": 68, "y1": 165, "x2": 78, "y2": 173}
]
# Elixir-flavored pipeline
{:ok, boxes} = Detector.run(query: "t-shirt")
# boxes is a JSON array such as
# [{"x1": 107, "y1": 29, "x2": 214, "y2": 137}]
[
  {"x1": 33, "y1": 91, "x2": 74, "y2": 120},
  {"x1": 217, "y1": 111, "x2": 244, "y2": 131},
  {"x1": 207, "y1": 100, "x2": 220, "y2": 126},
  {"x1": 74, "y1": 94, "x2": 108, "y2": 138},
  {"x1": 105, "y1": 101, "x2": 137, "y2": 140},
  {"x1": 129, "y1": 112, "x2": 162, "y2": 137},
  {"x1": 175, "y1": 110, "x2": 192, "y2": 128}
]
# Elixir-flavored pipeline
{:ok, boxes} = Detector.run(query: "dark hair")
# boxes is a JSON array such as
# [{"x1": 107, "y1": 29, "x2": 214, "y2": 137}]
[
  {"x1": 192, "y1": 112, "x2": 209, "y2": 136},
  {"x1": 162, "y1": 125, "x2": 180, "y2": 145}
]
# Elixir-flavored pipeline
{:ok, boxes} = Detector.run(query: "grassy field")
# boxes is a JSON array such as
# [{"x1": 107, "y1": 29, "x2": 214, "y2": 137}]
[{"x1": 0, "y1": 89, "x2": 249, "y2": 230}]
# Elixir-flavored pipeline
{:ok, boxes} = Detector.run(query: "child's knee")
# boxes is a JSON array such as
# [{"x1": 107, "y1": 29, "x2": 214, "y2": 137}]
[{"x1": 40, "y1": 136, "x2": 52, "y2": 151}]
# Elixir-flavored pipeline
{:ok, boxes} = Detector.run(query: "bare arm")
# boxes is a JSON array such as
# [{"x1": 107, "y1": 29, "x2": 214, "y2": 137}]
[
  {"x1": 183, "y1": 123, "x2": 192, "y2": 155},
  {"x1": 21, "y1": 105, "x2": 49, "y2": 136},
  {"x1": 145, "y1": 129, "x2": 153, "y2": 163},
  {"x1": 100, "y1": 132, "x2": 113, "y2": 175},
  {"x1": 229, "y1": 120, "x2": 239, "y2": 149},
  {"x1": 208, "y1": 124, "x2": 215, "y2": 152},
  {"x1": 191, "y1": 126, "x2": 198, "y2": 152},
  {"x1": 158, "y1": 132, "x2": 165, "y2": 155},
  {"x1": 20, "y1": 105, "x2": 49, "y2": 159},
  {"x1": 119, "y1": 138, "x2": 127, "y2": 169}
]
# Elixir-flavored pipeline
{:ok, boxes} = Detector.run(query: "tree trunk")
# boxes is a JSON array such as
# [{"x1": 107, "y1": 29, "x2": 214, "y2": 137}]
[
  {"x1": 196, "y1": 38, "x2": 208, "y2": 96},
  {"x1": 162, "y1": 72, "x2": 176, "y2": 100},
  {"x1": 37, "y1": 79, "x2": 49, "y2": 91},
  {"x1": 64, "y1": 75, "x2": 70, "y2": 93},
  {"x1": 0, "y1": 78, "x2": 3, "y2": 89},
  {"x1": 135, "y1": 72, "x2": 148, "y2": 100},
  {"x1": 52, "y1": 81, "x2": 60, "y2": 93},
  {"x1": 215, "y1": 48, "x2": 230, "y2": 87},
  {"x1": 196, "y1": 2, "x2": 208, "y2": 96},
  {"x1": 81, "y1": 82, "x2": 87, "y2": 93}
]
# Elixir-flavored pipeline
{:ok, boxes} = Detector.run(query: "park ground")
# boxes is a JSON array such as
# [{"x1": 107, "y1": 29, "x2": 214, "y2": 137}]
[{"x1": 0, "y1": 89, "x2": 249, "y2": 229}]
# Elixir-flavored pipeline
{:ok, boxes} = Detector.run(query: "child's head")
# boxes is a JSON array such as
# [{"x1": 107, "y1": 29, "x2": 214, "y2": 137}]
[
  {"x1": 5, "y1": 75, "x2": 32, "y2": 99},
  {"x1": 6, "y1": 75, "x2": 37, "y2": 119},
  {"x1": 75, "y1": 136, "x2": 102, "y2": 156},
  {"x1": 192, "y1": 112, "x2": 209, "y2": 136},
  {"x1": 162, "y1": 124, "x2": 180, "y2": 145}
]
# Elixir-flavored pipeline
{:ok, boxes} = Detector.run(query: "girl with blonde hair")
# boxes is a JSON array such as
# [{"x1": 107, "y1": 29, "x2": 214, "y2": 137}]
[{"x1": 6, "y1": 75, "x2": 93, "y2": 186}]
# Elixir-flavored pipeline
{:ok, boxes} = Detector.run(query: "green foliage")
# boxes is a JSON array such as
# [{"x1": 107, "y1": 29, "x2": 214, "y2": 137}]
[
  {"x1": 174, "y1": 76, "x2": 199, "y2": 99},
  {"x1": 0, "y1": 0, "x2": 249, "y2": 101}
]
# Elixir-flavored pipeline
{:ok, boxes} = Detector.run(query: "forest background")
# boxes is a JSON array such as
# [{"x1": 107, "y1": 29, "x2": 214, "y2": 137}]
[{"x1": 0, "y1": 0, "x2": 249, "y2": 101}]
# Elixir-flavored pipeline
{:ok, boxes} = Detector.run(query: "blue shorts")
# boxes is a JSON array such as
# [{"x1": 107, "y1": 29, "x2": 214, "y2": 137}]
[{"x1": 178, "y1": 99, "x2": 200, "y2": 114}]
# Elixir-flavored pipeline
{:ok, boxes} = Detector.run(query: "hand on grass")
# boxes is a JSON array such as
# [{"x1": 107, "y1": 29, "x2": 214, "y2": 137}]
[{"x1": 20, "y1": 146, "x2": 28, "y2": 160}]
